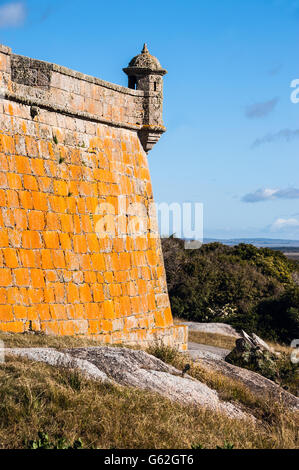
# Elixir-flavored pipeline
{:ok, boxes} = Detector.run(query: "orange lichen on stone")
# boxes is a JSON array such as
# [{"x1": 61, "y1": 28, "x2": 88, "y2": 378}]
[{"x1": 0, "y1": 44, "x2": 188, "y2": 351}]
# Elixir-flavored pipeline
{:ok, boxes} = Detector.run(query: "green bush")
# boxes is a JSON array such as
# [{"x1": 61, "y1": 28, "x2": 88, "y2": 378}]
[{"x1": 161, "y1": 238, "x2": 299, "y2": 343}]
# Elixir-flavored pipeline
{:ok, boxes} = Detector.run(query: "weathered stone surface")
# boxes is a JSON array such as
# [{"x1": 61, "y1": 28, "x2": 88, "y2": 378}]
[
  {"x1": 181, "y1": 321, "x2": 240, "y2": 338},
  {"x1": 199, "y1": 357, "x2": 299, "y2": 410},
  {"x1": 240, "y1": 330, "x2": 256, "y2": 347},
  {"x1": 4, "y1": 346, "x2": 249, "y2": 419},
  {"x1": 11, "y1": 55, "x2": 52, "y2": 88},
  {"x1": 4, "y1": 347, "x2": 110, "y2": 382},
  {"x1": 251, "y1": 332, "x2": 275, "y2": 353},
  {"x1": 127, "y1": 44, "x2": 165, "y2": 72},
  {"x1": 138, "y1": 126, "x2": 165, "y2": 153},
  {"x1": 226, "y1": 332, "x2": 285, "y2": 383},
  {"x1": 0, "y1": 43, "x2": 187, "y2": 351},
  {"x1": 123, "y1": 44, "x2": 167, "y2": 150}
]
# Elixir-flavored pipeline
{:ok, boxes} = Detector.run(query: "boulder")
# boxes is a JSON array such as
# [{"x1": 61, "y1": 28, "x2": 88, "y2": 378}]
[
  {"x1": 251, "y1": 333, "x2": 275, "y2": 353},
  {"x1": 225, "y1": 332, "x2": 280, "y2": 382},
  {"x1": 240, "y1": 330, "x2": 256, "y2": 348},
  {"x1": 4, "y1": 347, "x2": 110, "y2": 382}
]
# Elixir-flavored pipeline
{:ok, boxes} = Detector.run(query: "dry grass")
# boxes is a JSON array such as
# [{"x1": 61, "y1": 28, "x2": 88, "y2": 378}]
[
  {"x1": 0, "y1": 332, "x2": 298, "y2": 448},
  {"x1": 268, "y1": 342, "x2": 294, "y2": 355},
  {"x1": 188, "y1": 328, "x2": 295, "y2": 358},
  {"x1": 188, "y1": 331, "x2": 237, "y2": 350},
  {"x1": 148, "y1": 342, "x2": 265, "y2": 413},
  {"x1": 0, "y1": 355, "x2": 298, "y2": 449},
  {"x1": 0, "y1": 331, "x2": 105, "y2": 349},
  {"x1": 148, "y1": 342, "x2": 299, "y2": 445}
]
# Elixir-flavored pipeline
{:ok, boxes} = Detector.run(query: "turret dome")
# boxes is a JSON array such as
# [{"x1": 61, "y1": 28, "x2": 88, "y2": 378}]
[
  {"x1": 128, "y1": 44, "x2": 164, "y2": 71},
  {"x1": 124, "y1": 44, "x2": 167, "y2": 76}
]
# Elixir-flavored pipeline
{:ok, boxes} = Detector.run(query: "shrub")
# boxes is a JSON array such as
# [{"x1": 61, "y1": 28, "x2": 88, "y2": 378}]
[
  {"x1": 161, "y1": 238, "x2": 299, "y2": 343},
  {"x1": 28, "y1": 432, "x2": 83, "y2": 449},
  {"x1": 147, "y1": 341, "x2": 180, "y2": 364}
]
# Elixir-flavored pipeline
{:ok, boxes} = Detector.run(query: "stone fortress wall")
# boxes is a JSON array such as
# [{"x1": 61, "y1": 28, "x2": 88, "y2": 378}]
[{"x1": 0, "y1": 43, "x2": 187, "y2": 350}]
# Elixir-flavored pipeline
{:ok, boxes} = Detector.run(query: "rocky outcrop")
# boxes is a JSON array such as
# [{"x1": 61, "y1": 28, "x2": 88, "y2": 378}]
[
  {"x1": 225, "y1": 331, "x2": 280, "y2": 382},
  {"x1": 3, "y1": 346, "x2": 248, "y2": 420},
  {"x1": 199, "y1": 357, "x2": 299, "y2": 410},
  {"x1": 4, "y1": 347, "x2": 110, "y2": 382},
  {"x1": 186, "y1": 329, "x2": 299, "y2": 410}
]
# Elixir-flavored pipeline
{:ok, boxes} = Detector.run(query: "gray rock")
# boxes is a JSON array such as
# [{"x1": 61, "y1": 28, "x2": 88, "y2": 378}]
[
  {"x1": 199, "y1": 357, "x2": 299, "y2": 410},
  {"x1": 4, "y1": 347, "x2": 110, "y2": 382},
  {"x1": 181, "y1": 322, "x2": 240, "y2": 338},
  {"x1": 187, "y1": 330, "x2": 299, "y2": 410},
  {"x1": 225, "y1": 333, "x2": 280, "y2": 383},
  {"x1": 3, "y1": 346, "x2": 248, "y2": 420},
  {"x1": 63, "y1": 347, "x2": 247, "y2": 417},
  {"x1": 241, "y1": 330, "x2": 256, "y2": 348},
  {"x1": 251, "y1": 333, "x2": 274, "y2": 353}
]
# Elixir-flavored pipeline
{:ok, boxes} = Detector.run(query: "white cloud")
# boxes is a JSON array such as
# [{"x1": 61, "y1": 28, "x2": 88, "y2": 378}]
[
  {"x1": 252, "y1": 128, "x2": 299, "y2": 148},
  {"x1": 242, "y1": 187, "x2": 299, "y2": 203},
  {"x1": 0, "y1": 2, "x2": 26, "y2": 28},
  {"x1": 245, "y1": 97, "x2": 279, "y2": 119},
  {"x1": 267, "y1": 64, "x2": 282, "y2": 76},
  {"x1": 271, "y1": 218, "x2": 299, "y2": 231},
  {"x1": 242, "y1": 188, "x2": 277, "y2": 202}
]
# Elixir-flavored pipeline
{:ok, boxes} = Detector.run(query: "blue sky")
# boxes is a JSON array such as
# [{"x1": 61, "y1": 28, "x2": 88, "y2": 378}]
[{"x1": 1, "y1": 0, "x2": 299, "y2": 239}]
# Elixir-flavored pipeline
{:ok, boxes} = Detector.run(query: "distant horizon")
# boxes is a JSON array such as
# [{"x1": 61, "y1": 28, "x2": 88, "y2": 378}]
[
  {"x1": 202, "y1": 236, "x2": 299, "y2": 247},
  {"x1": 204, "y1": 237, "x2": 299, "y2": 242},
  {"x1": 161, "y1": 234, "x2": 299, "y2": 244},
  {"x1": 164, "y1": 235, "x2": 299, "y2": 247}
]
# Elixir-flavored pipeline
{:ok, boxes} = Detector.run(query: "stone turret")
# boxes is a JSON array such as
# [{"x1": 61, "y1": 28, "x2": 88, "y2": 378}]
[{"x1": 123, "y1": 44, "x2": 167, "y2": 153}]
